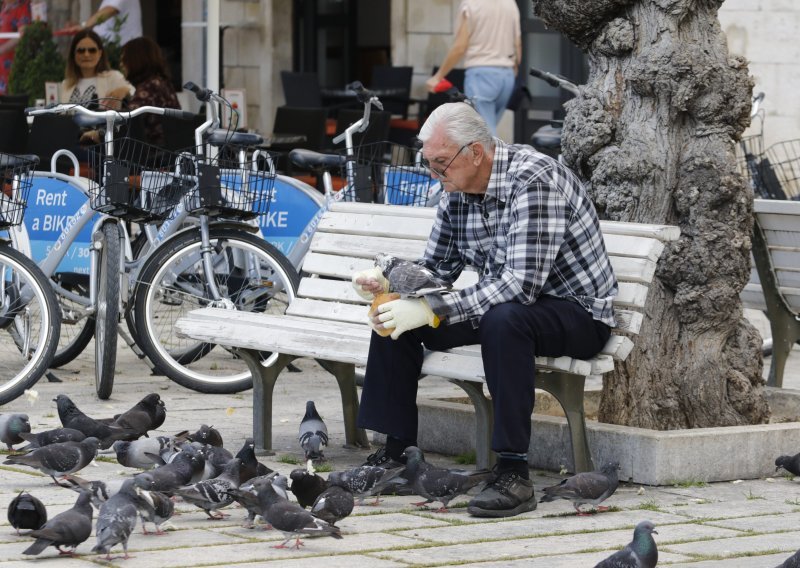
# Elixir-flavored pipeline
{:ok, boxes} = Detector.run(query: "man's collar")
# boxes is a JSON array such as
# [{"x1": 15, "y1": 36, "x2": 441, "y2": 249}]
[{"x1": 485, "y1": 138, "x2": 508, "y2": 203}]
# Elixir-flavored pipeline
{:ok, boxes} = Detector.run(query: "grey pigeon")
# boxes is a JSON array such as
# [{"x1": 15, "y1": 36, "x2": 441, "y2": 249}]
[
  {"x1": 236, "y1": 437, "x2": 273, "y2": 484},
  {"x1": 133, "y1": 447, "x2": 205, "y2": 494},
  {"x1": 110, "y1": 393, "x2": 166, "y2": 437},
  {"x1": 327, "y1": 465, "x2": 406, "y2": 505},
  {"x1": 7, "y1": 492, "x2": 47, "y2": 535},
  {"x1": 252, "y1": 477, "x2": 342, "y2": 549},
  {"x1": 225, "y1": 473, "x2": 276, "y2": 529},
  {"x1": 113, "y1": 437, "x2": 170, "y2": 469},
  {"x1": 199, "y1": 442, "x2": 234, "y2": 479},
  {"x1": 775, "y1": 453, "x2": 800, "y2": 476},
  {"x1": 187, "y1": 424, "x2": 223, "y2": 447},
  {"x1": 401, "y1": 446, "x2": 492, "y2": 512},
  {"x1": 290, "y1": 467, "x2": 328, "y2": 508},
  {"x1": 0, "y1": 413, "x2": 30, "y2": 450},
  {"x1": 4, "y1": 437, "x2": 100, "y2": 483},
  {"x1": 310, "y1": 484, "x2": 354, "y2": 526},
  {"x1": 92, "y1": 479, "x2": 143, "y2": 560},
  {"x1": 374, "y1": 253, "x2": 449, "y2": 295},
  {"x1": 19, "y1": 428, "x2": 86, "y2": 451},
  {"x1": 776, "y1": 548, "x2": 800, "y2": 568},
  {"x1": 174, "y1": 458, "x2": 241, "y2": 519},
  {"x1": 594, "y1": 520, "x2": 658, "y2": 568},
  {"x1": 22, "y1": 490, "x2": 93, "y2": 556},
  {"x1": 137, "y1": 490, "x2": 175, "y2": 535},
  {"x1": 298, "y1": 401, "x2": 328, "y2": 461},
  {"x1": 54, "y1": 395, "x2": 137, "y2": 449},
  {"x1": 539, "y1": 461, "x2": 620, "y2": 515}
]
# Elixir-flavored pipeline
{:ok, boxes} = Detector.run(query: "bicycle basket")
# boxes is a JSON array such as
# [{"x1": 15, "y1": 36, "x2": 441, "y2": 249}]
[
  {"x1": 0, "y1": 152, "x2": 36, "y2": 228},
  {"x1": 336, "y1": 141, "x2": 441, "y2": 206},
  {"x1": 763, "y1": 139, "x2": 800, "y2": 200},
  {"x1": 183, "y1": 145, "x2": 277, "y2": 220},
  {"x1": 86, "y1": 137, "x2": 193, "y2": 222}
]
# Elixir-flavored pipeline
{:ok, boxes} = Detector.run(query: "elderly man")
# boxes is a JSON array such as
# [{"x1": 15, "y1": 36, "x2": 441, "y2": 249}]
[{"x1": 352, "y1": 102, "x2": 617, "y2": 518}]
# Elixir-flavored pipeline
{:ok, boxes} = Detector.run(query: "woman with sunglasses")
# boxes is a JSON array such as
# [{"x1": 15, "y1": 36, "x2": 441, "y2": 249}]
[{"x1": 59, "y1": 29, "x2": 133, "y2": 110}]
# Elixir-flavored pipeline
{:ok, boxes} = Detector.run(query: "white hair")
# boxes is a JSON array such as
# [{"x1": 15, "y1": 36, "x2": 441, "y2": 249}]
[{"x1": 418, "y1": 102, "x2": 494, "y2": 152}]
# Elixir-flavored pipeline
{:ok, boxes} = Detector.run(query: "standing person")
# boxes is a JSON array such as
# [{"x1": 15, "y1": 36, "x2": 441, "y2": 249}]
[
  {"x1": 352, "y1": 102, "x2": 617, "y2": 518},
  {"x1": 120, "y1": 37, "x2": 179, "y2": 146},
  {"x1": 0, "y1": 0, "x2": 30, "y2": 95},
  {"x1": 66, "y1": 0, "x2": 141, "y2": 46},
  {"x1": 426, "y1": 0, "x2": 521, "y2": 135},
  {"x1": 59, "y1": 29, "x2": 133, "y2": 108}
]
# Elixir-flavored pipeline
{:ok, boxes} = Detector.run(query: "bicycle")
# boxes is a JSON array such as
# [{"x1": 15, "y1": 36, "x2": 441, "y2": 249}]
[{"x1": 0, "y1": 152, "x2": 61, "y2": 405}]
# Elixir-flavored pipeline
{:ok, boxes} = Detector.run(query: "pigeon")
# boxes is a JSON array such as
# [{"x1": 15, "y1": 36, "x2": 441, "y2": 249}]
[
  {"x1": 4, "y1": 437, "x2": 100, "y2": 483},
  {"x1": 7, "y1": 492, "x2": 47, "y2": 535},
  {"x1": 110, "y1": 393, "x2": 166, "y2": 437},
  {"x1": 137, "y1": 489, "x2": 175, "y2": 535},
  {"x1": 133, "y1": 447, "x2": 205, "y2": 494},
  {"x1": 0, "y1": 413, "x2": 30, "y2": 450},
  {"x1": 113, "y1": 437, "x2": 171, "y2": 469},
  {"x1": 290, "y1": 467, "x2": 329, "y2": 508},
  {"x1": 54, "y1": 394, "x2": 137, "y2": 449},
  {"x1": 199, "y1": 442, "x2": 234, "y2": 479},
  {"x1": 298, "y1": 401, "x2": 328, "y2": 461},
  {"x1": 327, "y1": 465, "x2": 406, "y2": 505},
  {"x1": 174, "y1": 458, "x2": 241, "y2": 519},
  {"x1": 539, "y1": 461, "x2": 620, "y2": 515},
  {"x1": 187, "y1": 424, "x2": 223, "y2": 447},
  {"x1": 401, "y1": 446, "x2": 492, "y2": 512},
  {"x1": 57, "y1": 475, "x2": 124, "y2": 509},
  {"x1": 594, "y1": 520, "x2": 658, "y2": 568},
  {"x1": 374, "y1": 253, "x2": 449, "y2": 296},
  {"x1": 236, "y1": 437, "x2": 273, "y2": 484},
  {"x1": 92, "y1": 479, "x2": 143, "y2": 560},
  {"x1": 18, "y1": 428, "x2": 86, "y2": 451},
  {"x1": 775, "y1": 453, "x2": 800, "y2": 476},
  {"x1": 22, "y1": 490, "x2": 93, "y2": 556},
  {"x1": 776, "y1": 548, "x2": 800, "y2": 568},
  {"x1": 252, "y1": 477, "x2": 342, "y2": 549},
  {"x1": 310, "y1": 484, "x2": 354, "y2": 526}
]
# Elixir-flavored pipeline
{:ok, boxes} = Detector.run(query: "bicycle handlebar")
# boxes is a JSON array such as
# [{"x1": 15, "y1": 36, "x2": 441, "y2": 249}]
[
  {"x1": 345, "y1": 81, "x2": 384, "y2": 111},
  {"x1": 528, "y1": 67, "x2": 580, "y2": 96},
  {"x1": 26, "y1": 103, "x2": 195, "y2": 121}
]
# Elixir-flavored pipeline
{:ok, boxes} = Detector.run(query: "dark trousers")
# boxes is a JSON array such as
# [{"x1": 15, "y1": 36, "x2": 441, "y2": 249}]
[{"x1": 357, "y1": 296, "x2": 611, "y2": 454}]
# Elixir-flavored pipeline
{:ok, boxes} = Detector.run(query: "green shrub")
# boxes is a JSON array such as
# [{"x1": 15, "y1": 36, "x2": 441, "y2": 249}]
[{"x1": 8, "y1": 21, "x2": 64, "y2": 105}]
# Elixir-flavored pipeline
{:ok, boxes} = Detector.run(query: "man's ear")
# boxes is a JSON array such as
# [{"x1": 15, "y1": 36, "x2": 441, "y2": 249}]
[{"x1": 471, "y1": 142, "x2": 483, "y2": 165}]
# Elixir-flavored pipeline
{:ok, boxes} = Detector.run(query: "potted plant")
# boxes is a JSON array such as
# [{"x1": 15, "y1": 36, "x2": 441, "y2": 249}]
[{"x1": 8, "y1": 21, "x2": 64, "y2": 105}]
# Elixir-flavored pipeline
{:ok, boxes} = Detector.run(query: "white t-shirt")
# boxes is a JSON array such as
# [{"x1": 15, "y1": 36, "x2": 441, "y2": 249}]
[{"x1": 93, "y1": 0, "x2": 142, "y2": 46}]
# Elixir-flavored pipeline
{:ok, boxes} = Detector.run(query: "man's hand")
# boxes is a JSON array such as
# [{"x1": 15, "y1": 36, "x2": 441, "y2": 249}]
[
  {"x1": 351, "y1": 267, "x2": 389, "y2": 300},
  {"x1": 373, "y1": 298, "x2": 440, "y2": 339}
]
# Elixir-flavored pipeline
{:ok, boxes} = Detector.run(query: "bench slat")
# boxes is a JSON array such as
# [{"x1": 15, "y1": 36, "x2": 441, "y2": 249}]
[
  {"x1": 754, "y1": 198, "x2": 800, "y2": 216},
  {"x1": 318, "y1": 213, "x2": 436, "y2": 240}
]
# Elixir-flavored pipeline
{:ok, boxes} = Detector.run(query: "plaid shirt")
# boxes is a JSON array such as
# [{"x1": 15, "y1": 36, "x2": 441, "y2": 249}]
[{"x1": 423, "y1": 140, "x2": 618, "y2": 327}]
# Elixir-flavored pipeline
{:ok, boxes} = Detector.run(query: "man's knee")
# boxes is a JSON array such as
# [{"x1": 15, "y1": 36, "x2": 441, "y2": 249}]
[{"x1": 479, "y1": 303, "x2": 528, "y2": 339}]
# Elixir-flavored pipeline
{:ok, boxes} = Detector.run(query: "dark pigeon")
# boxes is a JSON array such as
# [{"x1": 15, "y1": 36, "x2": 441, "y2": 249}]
[
  {"x1": 19, "y1": 428, "x2": 86, "y2": 451},
  {"x1": 327, "y1": 465, "x2": 406, "y2": 505},
  {"x1": 401, "y1": 446, "x2": 492, "y2": 512},
  {"x1": 175, "y1": 458, "x2": 241, "y2": 519},
  {"x1": 0, "y1": 413, "x2": 30, "y2": 450},
  {"x1": 776, "y1": 548, "x2": 800, "y2": 568},
  {"x1": 290, "y1": 467, "x2": 329, "y2": 508},
  {"x1": 775, "y1": 453, "x2": 800, "y2": 476},
  {"x1": 92, "y1": 479, "x2": 143, "y2": 560},
  {"x1": 539, "y1": 461, "x2": 620, "y2": 515},
  {"x1": 298, "y1": 401, "x2": 328, "y2": 461},
  {"x1": 22, "y1": 490, "x2": 93, "y2": 556},
  {"x1": 310, "y1": 484, "x2": 354, "y2": 526},
  {"x1": 7, "y1": 492, "x2": 47, "y2": 535},
  {"x1": 4, "y1": 437, "x2": 100, "y2": 483},
  {"x1": 187, "y1": 424, "x2": 223, "y2": 447},
  {"x1": 54, "y1": 394, "x2": 137, "y2": 449},
  {"x1": 113, "y1": 437, "x2": 171, "y2": 470},
  {"x1": 594, "y1": 520, "x2": 658, "y2": 568},
  {"x1": 133, "y1": 447, "x2": 205, "y2": 494},
  {"x1": 110, "y1": 393, "x2": 166, "y2": 438},
  {"x1": 236, "y1": 437, "x2": 273, "y2": 484},
  {"x1": 137, "y1": 489, "x2": 175, "y2": 535},
  {"x1": 375, "y1": 253, "x2": 449, "y2": 295}
]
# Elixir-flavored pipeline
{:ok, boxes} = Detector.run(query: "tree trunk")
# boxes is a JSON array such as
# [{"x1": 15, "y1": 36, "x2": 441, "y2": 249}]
[{"x1": 531, "y1": 0, "x2": 770, "y2": 428}]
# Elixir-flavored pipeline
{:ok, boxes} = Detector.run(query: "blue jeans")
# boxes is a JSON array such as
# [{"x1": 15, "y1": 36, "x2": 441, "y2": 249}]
[{"x1": 465, "y1": 66, "x2": 515, "y2": 135}]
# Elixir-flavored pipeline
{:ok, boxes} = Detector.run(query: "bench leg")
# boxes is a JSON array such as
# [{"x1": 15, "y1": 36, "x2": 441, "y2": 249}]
[
  {"x1": 235, "y1": 349, "x2": 296, "y2": 456},
  {"x1": 766, "y1": 314, "x2": 800, "y2": 388},
  {"x1": 316, "y1": 359, "x2": 370, "y2": 449},
  {"x1": 536, "y1": 372, "x2": 594, "y2": 473},
  {"x1": 449, "y1": 379, "x2": 495, "y2": 470}
]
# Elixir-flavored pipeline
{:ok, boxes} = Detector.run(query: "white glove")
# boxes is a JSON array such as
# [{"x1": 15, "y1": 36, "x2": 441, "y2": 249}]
[
  {"x1": 375, "y1": 298, "x2": 440, "y2": 339},
  {"x1": 351, "y1": 266, "x2": 389, "y2": 300}
]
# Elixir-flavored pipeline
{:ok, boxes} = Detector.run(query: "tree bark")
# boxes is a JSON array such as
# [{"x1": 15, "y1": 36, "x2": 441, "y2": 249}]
[{"x1": 531, "y1": 0, "x2": 770, "y2": 428}]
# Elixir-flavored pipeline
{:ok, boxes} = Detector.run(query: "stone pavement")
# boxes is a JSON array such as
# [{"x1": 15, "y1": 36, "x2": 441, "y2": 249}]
[{"x1": 0, "y1": 313, "x2": 798, "y2": 567}]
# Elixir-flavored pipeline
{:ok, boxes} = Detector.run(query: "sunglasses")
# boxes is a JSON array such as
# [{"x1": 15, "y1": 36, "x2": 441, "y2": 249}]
[
  {"x1": 421, "y1": 142, "x2": 473, "y2": 179},
  {"x1": 75, "y1": 47, "x2": 99, "y2": 55}
]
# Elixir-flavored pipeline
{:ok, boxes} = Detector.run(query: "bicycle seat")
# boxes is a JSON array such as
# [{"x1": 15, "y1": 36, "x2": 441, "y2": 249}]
[
  {"x1": 0, "y1": 153, "x2": 38, "y2": 168},
  {"x1": 289, "y1": 148, "x2": 347, "y2": 170},
  {"x1": 207, "y1": 129, "x2": 264, "y2": 148}
]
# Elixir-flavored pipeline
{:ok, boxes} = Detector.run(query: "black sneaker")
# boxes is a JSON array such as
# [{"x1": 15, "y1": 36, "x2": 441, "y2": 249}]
[
  {"x1": 362, "y1": 447, "x2": 405, "y2": 469},
  {"x1": 467, "y1": 469, "x2": 537, "y2": 518}
]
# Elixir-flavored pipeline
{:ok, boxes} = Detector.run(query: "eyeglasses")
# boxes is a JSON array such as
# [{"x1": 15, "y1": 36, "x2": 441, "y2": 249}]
[
  {"x1": 75, "y1": 47, "x2": 99, "y2": 55},
  {"x1": 421, "y1": 142, "x2": 473, "y2": 179}
]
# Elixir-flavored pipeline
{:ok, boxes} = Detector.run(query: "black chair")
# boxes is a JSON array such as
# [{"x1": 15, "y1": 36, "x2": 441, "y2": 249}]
[
  {"x1": 331, "y1": 109, "x2": 391, "y2": 148},
  {"x1": 0, "y1": 94, "x2": 30, "y2": 106},
  {"x1": 27, "y1": 114, "x2": 83, "y2": 173},
  {"x1": 270, "y1": 106, "x2": 328, "y2": 179},
  {"x1": 280, "y1": 71, "x2": 324, "y2": 108},
  {"x1": 371, "y1": 65, "x2": 413, "y2": 119},
  {"x1": 0, "y1": 107, "x2": 29, "y2": 154}
]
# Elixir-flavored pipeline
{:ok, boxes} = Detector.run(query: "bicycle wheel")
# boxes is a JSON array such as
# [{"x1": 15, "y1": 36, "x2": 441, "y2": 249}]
[
  {"x1": 0, "y1": 244, "x2": 60, "y2": 405},
  {"x1": 94, "y1": 222, "x2": 121, "y2": 399},
  {"x1": 133, "y1": 227, "x2": 299, "y2": 394},
  {"x1": 50, "y1": 274, "x2": 95, "y2": 368}
]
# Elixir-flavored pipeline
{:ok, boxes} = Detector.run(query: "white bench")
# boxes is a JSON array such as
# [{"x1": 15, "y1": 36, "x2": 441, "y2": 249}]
[
  {"x1": 175, "y1": 201, "x2": 680, "y2": 472},
  {"x1": 740, "y1": 199, "x2": 800, "y2": 387}
]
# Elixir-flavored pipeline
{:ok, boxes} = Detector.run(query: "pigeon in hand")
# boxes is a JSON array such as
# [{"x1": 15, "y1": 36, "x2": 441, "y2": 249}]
[
  {"x1": 310, "y1": 484, "x2": 354, "y2": 526},
  {"x1": 327, "y1": 465, "x2": 406, "y2": 505},
  {"x1": 187, "y1": 424, "x2": 223, "y2": 447},
  {"x1": 22, "y1": 490, "x2": 93, "y2": 556},
  {"x1": 0, "y1": 413, "x2": 31, "y2": 450},
  {"x1": 290, "y1": 467, "x2": 328, "y2": 508},
  {"x1": 236, "y1": 437, "x2": 273, "y2": 484},
  {"x1": 137, "y1": 489, "x2": 175, "y2": 535},
  {"x1": 775, "y1": 453, "x2": 800, "y2": 477},
  {"x1": 54, "y1": 395, "x2": 137, "y2": 449},
  {"x1": 776, "y1": 548, "x2": 800, "y2": 568},
  {"x1": 110, "y1": 393, "x2": 166, "y2": 437},
  {"x1": 7, "y1": 492, "x2": 47, "y2": 535},
  {"x1": 401, "y1": 446, "x2": 492, "y2": 512},
  {"x1": 539, "y1": 461, "x2": 620, "y2": 515},
  {"x1": 18, "y1": 428, "x2": 86, "y2": 451},
  {"x1": 374, "y1": 253, "x2": 449, "y2": 296},
  {"x1": 594, "y1": 520, "x2": 658, "y2": 568},
  {"x1": 174, "y1": 458, "x2": 241, "y2": 519},
  {"x1": 4, "y1": 437, "x2": 100, "y2": 483},
  {"x1": 299, "y1": 401, "x2": 328, "y2": 461},
  {"x1": 92, "y1": 479, "x2": 144, "y2": 560}
]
